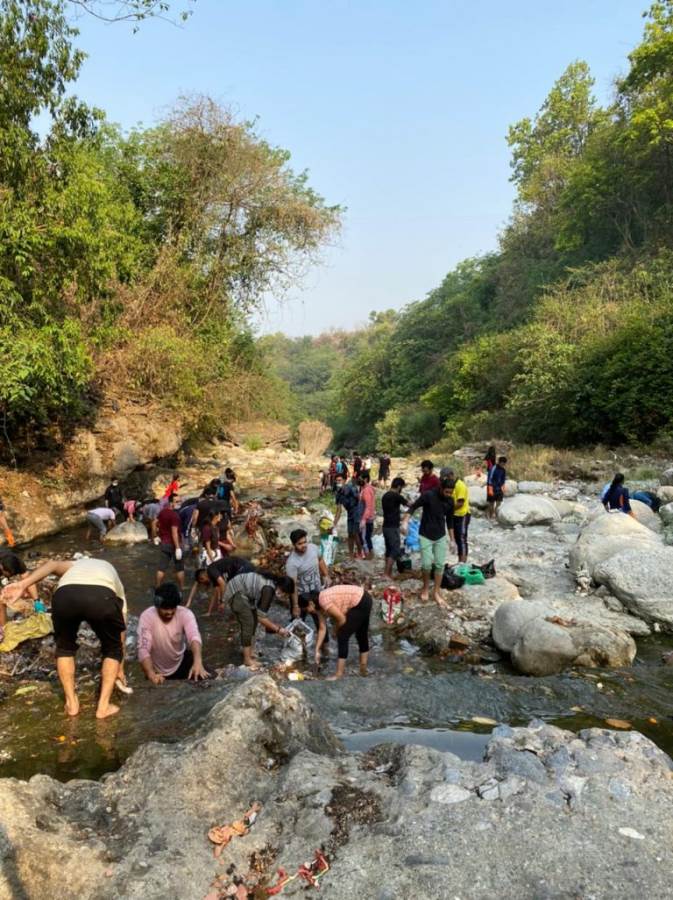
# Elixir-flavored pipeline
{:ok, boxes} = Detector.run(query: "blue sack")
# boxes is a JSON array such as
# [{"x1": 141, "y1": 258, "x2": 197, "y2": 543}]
[{"x1": 405, "y1": 518, "x2": 421, "y2": 552}]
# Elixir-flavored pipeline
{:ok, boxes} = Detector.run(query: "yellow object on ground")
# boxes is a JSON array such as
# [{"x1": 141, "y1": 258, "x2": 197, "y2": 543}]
[{"x1": 0, "y1": 613, "x2": 53, "y2": 652}]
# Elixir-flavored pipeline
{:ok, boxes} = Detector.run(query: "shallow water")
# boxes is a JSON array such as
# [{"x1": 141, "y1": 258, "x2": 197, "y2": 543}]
[{"x1": 2, "y1": 498, "x2": 673, "y2": 783}]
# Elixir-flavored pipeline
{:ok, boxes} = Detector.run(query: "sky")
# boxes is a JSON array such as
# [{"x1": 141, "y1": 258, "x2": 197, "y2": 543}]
[{"x1": 71, "y1": 0, "x2": 647, "y2": 336}]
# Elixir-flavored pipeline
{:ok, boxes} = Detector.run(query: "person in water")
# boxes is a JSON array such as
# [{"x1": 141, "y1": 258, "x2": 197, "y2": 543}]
[
  {"x1": 300, "y1": 584, "x2": 372, "y2": 680},
  {"x1": 0, "y1": 550, "x2": 37, "y2": 627},
  {"x1": 1, "y1": 557, "x2": 128, "y2": 719},
  {"x1": 221, "y1": 571, "x2": 293, "y2": 669},
  {"x1": 138, "y1": 583, "x2": 208, "y2": 684},
  {"x1": 186, "y1": 556, "x2": 255, "y2": 614}
]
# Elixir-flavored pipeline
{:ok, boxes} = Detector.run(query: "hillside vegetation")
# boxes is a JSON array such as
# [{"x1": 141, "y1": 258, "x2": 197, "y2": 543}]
[
  {"x1": 266, "y1": 2, "x2": 673, "y2": 454},
  {"x1": 0, "y1": 0, "x2": 340, "y2": 462}
]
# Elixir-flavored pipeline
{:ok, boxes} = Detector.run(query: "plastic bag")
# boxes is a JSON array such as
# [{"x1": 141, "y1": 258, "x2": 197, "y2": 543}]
[
  {"x1": 452, "y1": 564, "x2": 485, "y2": 586},
  {"x1": 441, "y1": 568, "x2": 465, "y2": 590},
  {"x1": 371, "y1": 534, "x2": 386, "y2": 558},
  {"x1": 280, "y1": 617, "x2": 315, "y2": 664},
  {"x1": 396, "y1": 556, "x2": 412, "y2": 573},
  {"x1": 405, "y1": 519, "x2": 421, "y2": 552},
  {"x1": 320, "y1": 534, "x2": 337, "y2": 565},
  {"x1": 380, "y1": 586, "x2": 403, "y2": 624}
]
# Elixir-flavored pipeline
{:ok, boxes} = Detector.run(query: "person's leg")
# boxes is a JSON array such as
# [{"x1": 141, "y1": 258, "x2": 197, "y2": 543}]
[
  {"x1": 365, "y1": 521, "x2": 374, "y2": 558},
  {"x1": 56, "y1": 657, "x2": 79, "y2": 716},
  {"x1": 51, "y1": 586, "x2": 82, "y2": 715},
  {"x1": 174, "y1": 552, "x2": 185, "y2": 590},
  {"x1": 156, "y1": 546, "x2": 169, "y2": 587},
  {"x1": 232, "y1": 594, "x2": 258, "y2": 667},
  {"x1": 462, "y1": 514, "x2": 470, "y2": 562},
  {"x1": 88, "y1": 593, "x2": 126, "y2": 718},
  {"x1": 432, "y1": 538, "x2": 447, "y2": 604},
  {"x1": 355, "y1": 593, "x2": 372, "y2": 675},
  {"x1": 419, "y1": 536, "x2": 433, "y2": 600},
  {"x1": 329, "y1": 613, "x2": 355, "y2": 679}
]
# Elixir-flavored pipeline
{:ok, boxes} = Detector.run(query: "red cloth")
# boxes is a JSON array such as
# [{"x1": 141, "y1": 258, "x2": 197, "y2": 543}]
[
  {"x1": 157, "y1": 508, "x2": 181, "y2": 545},
  {"x1": 419, "y1": 473, "x2": 440, "y2": 493}
]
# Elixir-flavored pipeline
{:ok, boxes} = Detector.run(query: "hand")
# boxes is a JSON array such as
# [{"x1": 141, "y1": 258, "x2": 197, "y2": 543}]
[
  {"x1": 188, "y1": 662, "x2": 209, "y2": 681},
  {"x1": 291, "y1": 607, "x2": 300, "y2": 619},
  {"x1": 314, "y1": 651, "x2": 322, "y2": 665},
  {"x1": 175, "y1": 547, "x2": 183, "y2": 561},
  {"x1": 1, "y1": 582, "x2": 25, "y2": 604},
  {"x1": 149, "y1": 672, "x2": 165, "y2": 685},
  {"x1": 278, "y1": 627, "x2": 289, "y2": 638}
]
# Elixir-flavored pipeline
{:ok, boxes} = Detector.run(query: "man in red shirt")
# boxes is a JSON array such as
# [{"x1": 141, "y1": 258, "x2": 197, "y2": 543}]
[
  {"x1": 156, "y1": 493, "x2": 185, "y2": 591},
  {"x1": 419, "y1": 460, "x2": 440, "y2": 494}
]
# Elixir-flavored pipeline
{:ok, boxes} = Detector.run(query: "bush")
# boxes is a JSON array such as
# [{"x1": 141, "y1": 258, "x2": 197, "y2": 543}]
[{"x1": 244, "y1": 436, "x2": 262, "y2": 451}]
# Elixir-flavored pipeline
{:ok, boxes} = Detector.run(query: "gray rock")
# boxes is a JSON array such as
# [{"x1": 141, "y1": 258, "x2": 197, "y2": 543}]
[
  {"x1": 594, "y1": 545, "x2": 673, "y2": 629},
  {"x1": 630, "y1": 499, "x2": 663, "y2": 533},
  {"x1": 491, "y1": 600, "x2": 551, "y2": 653},
  {"x1": 468, "y1": 484, "x2": 488, "y2": 509},
  {"x1": 2, "y1": 681, "x2": 673, "y2": 899},
  {"x1": 104, "y1": 520, "x2": 148, "y2": 544},
  {"x1": 660, "y1": 467, "x2": 673, "y2": 487},
  {"x1": 657, "y1": 485, "x2": 673, "y2": 503},
  {"x1": 511, "y1": 618, "x2": 577, "y2": 676},
  {"x1": 517, "y1": 481, "x2": 554, "y2": 494},
  {"x1": 497, "y1": 495, "x2": 561, "y2": 527},
  {"x1": 569, "y1": 511, "x2": 661, "y2": 578},
  {"x1": 659, "y1": 502, "x2": 673, "y2": 526}
]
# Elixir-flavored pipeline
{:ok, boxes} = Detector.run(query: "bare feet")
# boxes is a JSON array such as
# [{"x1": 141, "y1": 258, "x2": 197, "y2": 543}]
[
  {"x1": 420, "y1": 591, "x2": 429, "y2": 602},
  {"x1": 95, "y1": 703, "x2": 120, "y2": 720},
  {"x1": 359, "y1": 668, "x2": 369, "y2": 677},
  {"x1": 64, "y1": 698, "x2": 80, "y2": 717},
  {"x1": 326, "y1": 675, "x2": 342, "y2": 681}
]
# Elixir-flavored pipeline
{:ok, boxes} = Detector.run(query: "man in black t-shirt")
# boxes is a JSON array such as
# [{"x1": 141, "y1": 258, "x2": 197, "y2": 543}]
[
  {"x1": 381, "y1": 477, "x2": 410, "y2": 577},
  {"x1": 186, "y1": 556, "x2": 255, "y2": 615}
]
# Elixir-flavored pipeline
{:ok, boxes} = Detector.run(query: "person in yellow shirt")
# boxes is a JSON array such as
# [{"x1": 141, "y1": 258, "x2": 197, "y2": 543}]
[{"x1": 450, "y1": 476, "x2": 471, "y2": 562}]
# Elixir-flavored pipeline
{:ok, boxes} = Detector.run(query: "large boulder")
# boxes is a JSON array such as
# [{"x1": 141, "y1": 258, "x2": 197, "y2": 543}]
[
  {"x1": 267, "y1": 513, "x2": 317, "y2": 545},
  {"x1": 2, "y1": 677, "x2": 673, "y2": 898},
  {"x1": 511, "y1": 618, "x2": 577, "y2": 676},
  {"x1": 497, "y1": 495, "x2": 561, "y2": 527},
  {"x1": 495, "y1": 601, "x2": 637, "y2": 675},
  {"x1": 517, "y1": 481, "x2": 554, "y2": 494},
  {"x1": 630, "y1": 499, "x2": 663, "y2": 533},
  {"x1": 594, "y1": 545, "x2": 673, "y2": 629},
  {"x1": 657, "y1": 485, "x2": 673, "y2": 503},
  {"x1": 660, "y1": 502, "x2": 673, "y2": 526},
  {"x1": 660, "y1": 467, "x2": 673, "y2": 486},
  {"x1": 504, "y1": 478, "x2": 518, "y2": 497},
  {"x1": 468, "y1": 484, "x2": 488, "y2": 509},
  {"x1": 492, "y1": 600, "x2": 552, "y2": 653},
  {"x1": 569, "y1": 511, "x2": 661, "y2": 578},
  {"x1": 104, "y1": 520, "x2": 148, "y2": 544}
]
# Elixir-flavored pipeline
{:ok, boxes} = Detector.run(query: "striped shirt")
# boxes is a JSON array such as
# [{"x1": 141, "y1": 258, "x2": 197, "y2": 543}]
[{"x1": 222, "y1": 572, "x2": 274, "y2": 606}]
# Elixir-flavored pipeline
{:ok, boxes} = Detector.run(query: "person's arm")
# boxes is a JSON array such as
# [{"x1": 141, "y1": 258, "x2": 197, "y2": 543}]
[
  {"x1": 333, "y1": 503, "x2": 342, "y2": 528},
  {"x1": 286, "y1": 561, "x2": 299, "y2": 617},
  {"x1": 185, "y1": 583, "x2": 198, "y2": 608},
  {"x1": 258, "y1": 615, "x2": 289, "y2": 637},
  {"x1": 138, "y1": 621, "x2": 163, "y2": 685},
  {"x1": 0, "y1": 559, "x2": 73, "y2": 604},
  {"x1": 314, "y1": 611, "x2": 328, "y2": 662},
  {"x1": 318, "y1": 557, "x2": 329, "y2": 582},
  {"x1": 325, "y1": 606, "x2": 346, "y2": 631},
  {"x1": 403, "y1": 494, "x2": 423, "y2": 523},
  {"x1": 188, "y1": 639, "x2": 208, "y2": 679},
  {"x1": 231, "y1": 491, "x2": 240, "y2": 515},
  {"x1": 218, "y1": 526, "x2": 235, "y2": 553}
]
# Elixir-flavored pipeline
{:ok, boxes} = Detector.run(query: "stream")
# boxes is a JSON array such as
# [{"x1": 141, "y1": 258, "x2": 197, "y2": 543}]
[{"x1": 2, "y1": 486, "x2": 673, "y2": 784}]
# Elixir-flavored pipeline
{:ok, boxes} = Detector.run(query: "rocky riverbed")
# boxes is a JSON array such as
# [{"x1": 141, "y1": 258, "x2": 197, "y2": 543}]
[{"x1": 1, "y1": 676, "x2": 673, "y2": 900}]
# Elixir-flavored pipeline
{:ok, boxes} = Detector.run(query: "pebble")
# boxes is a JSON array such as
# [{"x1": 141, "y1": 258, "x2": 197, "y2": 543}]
[{"x1": 618, "y1": 827, "x2": 645, "y2": 840}]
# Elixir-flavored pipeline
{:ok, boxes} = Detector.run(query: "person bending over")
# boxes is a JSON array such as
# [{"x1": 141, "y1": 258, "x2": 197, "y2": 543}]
[
  {"x1": 304, "y1": 584, "x2": 372, "y2": 680},
  {"x1": 186, "y1": 556, "x2": 255, "y2": 615},
  {"x1": 138, "y1": 583, "x2": 208, "y2": 684},
  {"x1": 1, "y1": 557, "x2": 127, "y2": 719},
  {"x1": 0, "y1": 550, "x2": 38, "y2": 627},
  {"x1": 221, "y1": 571, "x2": 293, "y2": 669}
]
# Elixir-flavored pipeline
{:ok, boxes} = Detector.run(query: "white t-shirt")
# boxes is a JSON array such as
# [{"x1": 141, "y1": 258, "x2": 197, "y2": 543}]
[
  {"x1": 58, "y1": 558, "x2": 127, "y2": 615},
  {"x1": 89, "y1": 507, "x2": 116, "y2": 521},
  {"x1": 286, "y1": 543, "x2": 321, "y2": 595}
]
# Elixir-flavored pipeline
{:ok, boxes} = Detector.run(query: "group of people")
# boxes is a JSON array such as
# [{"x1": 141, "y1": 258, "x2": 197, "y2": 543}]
[
  {"x1": 601, "y1": 473, "x2": 661, "y2": 517},
  {"x1": 323, "y1": 452, "x2": 391, "y2": 493}
]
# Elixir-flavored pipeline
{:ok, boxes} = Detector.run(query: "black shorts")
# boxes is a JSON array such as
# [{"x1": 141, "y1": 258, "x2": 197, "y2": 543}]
[
  {"x1": 383, "y1": 526, "x2": 402, "y2": 559},
  {"x1": 346, "y1": 511, "x2": 358, "y2": 537},
  {"x1": 52, "y1": 585, "x2": 125, "y2": 661},
  {"x1": 158, "y1": 544, "x2": 185, "y2": 573},
  {"x1": 166, "y1": 648, "x2": 193, "y2": 680},
  {"x1": 490, "y1": 490, "x2": 504, "y2": 503}
]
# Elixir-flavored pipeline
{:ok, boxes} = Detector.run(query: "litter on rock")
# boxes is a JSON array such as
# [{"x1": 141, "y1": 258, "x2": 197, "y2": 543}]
[{"x1": 208, "y1": 802, "x2": 262, "y2": 858}]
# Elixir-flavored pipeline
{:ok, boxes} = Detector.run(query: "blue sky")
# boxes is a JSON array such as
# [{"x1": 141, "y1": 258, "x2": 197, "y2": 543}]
[{"x1": 72, "y1": 0, "x2": 646, "y2": 336}]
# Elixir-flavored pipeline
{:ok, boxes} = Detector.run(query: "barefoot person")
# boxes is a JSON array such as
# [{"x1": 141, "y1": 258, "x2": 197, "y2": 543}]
[
  {"x1": 382, "y1": 477, "x2": 409, "y2": 578},
  {"x1": 138, "y1": 583, "x2": 208, "y2": 684},
  {"x1": 221, "y1": 571, "x2": 293, "y2": 669},
  {"x1": 404, "y1": 478, "x2": 454, "y2": 605},
  {"x1": 305, "y1": 584, "x2": 372, "y2": 680},
  {"x1": 0, "y1": 557, "x2": 127, "y2": 719}
]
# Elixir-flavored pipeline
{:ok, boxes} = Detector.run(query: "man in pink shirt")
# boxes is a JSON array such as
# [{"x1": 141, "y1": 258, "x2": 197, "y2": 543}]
[
  {"x1": 358, "y1": 473, "x2": 376, "y2": 560},
  {"x1": 138, "y1": 583, "x2": 209, "y2": 684}
]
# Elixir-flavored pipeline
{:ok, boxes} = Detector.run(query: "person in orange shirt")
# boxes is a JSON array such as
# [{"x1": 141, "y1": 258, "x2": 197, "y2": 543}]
[{"x1": 301, "y1": 584, "x2": 372, "y2": 680}]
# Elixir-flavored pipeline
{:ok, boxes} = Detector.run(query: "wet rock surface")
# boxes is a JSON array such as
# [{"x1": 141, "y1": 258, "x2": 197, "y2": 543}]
[{"x1": 1, "y1": 676, "x2": 673, "y2": 900}]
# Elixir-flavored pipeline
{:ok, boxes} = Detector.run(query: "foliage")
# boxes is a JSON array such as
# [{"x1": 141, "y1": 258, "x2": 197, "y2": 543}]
[
  {"x1": 276, "y1": 3, "x2": 673, "y2": 452},
  {"x1": 0, "y1": 0, "x2": 340, "y2": 457}
]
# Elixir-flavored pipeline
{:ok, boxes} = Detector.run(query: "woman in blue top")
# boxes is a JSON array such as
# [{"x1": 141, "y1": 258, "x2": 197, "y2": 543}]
[{"x1": 602, "y1": 473, "x2": 635, "y2": 518}]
